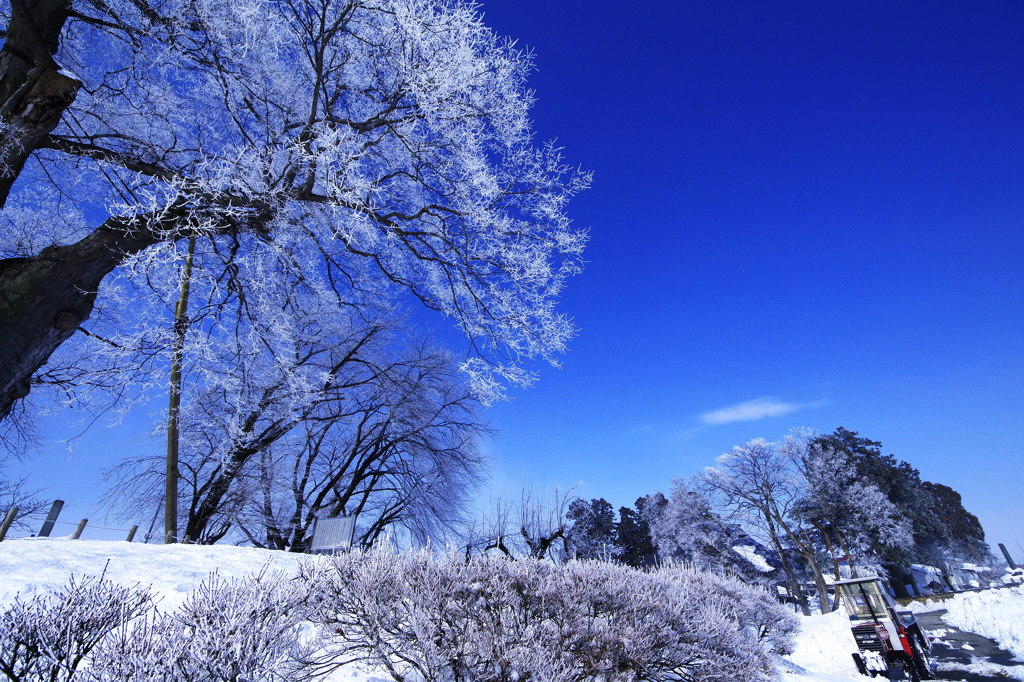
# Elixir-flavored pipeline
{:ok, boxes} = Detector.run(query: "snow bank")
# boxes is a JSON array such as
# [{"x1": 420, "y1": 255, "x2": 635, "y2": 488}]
[
  {"x1": 938, "y1": 658, "x2": 1024, "y2": 680},
  {"x1": 733, "y1": 543, "x2": 775, "y2": 572},
  {"x1": 780, "y1": 609, "x2": 864, "y2": 682},
  {"x1": 941, "y1": 585, "x2": 1024, "y2": 660},
  {"x1": 903, "y1": 597, "x2": 947, "y2": 614}
]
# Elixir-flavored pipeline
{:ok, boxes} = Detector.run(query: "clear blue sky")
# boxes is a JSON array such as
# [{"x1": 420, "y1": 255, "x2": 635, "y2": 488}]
[
  {"x1": 474, "y1": 0, "x2": 1024, "y2": 557},
  {"x1": 12, "y1": 2, "x2": 1024, "y2": 559}
]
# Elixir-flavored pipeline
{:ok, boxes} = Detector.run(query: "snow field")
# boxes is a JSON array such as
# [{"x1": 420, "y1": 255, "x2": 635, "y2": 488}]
[{"x1": 0, "y1": 537, "x2": 316, "y2": 610}]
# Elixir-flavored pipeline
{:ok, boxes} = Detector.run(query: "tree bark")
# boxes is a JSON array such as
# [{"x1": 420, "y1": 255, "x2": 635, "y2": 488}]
[
  {"x1": 0, "y1": 221, "x2": 162, "y2": 419},
  {"x1": 0, "y1": 0, "x2": 79, "y2": 207}
]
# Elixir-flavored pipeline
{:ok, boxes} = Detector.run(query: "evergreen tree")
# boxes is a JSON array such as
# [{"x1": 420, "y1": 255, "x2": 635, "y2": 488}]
[
  {"x1": 615, "y1": 501, "x2": 657, "y2": 567},
  {"x1": 565, "y1": 498, "x2": 617, "y2": 560},
  {"x1": 921, "y1": 481, "x2": 990, "y2": 564}
]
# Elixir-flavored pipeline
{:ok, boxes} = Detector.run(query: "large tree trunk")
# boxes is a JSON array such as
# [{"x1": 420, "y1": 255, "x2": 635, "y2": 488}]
[
  {"x1": 0, "y1": 222, "x2": 161, "y2": 419},
  {"x1": 0, "y1": 1, "x2": 123, "y2": 419},
  {"x1": 0, "y1": 0, "x2": 79, "y2": 207},
  {"x1": 773, "y1": 512, "x2": 835, "y2": 614}
]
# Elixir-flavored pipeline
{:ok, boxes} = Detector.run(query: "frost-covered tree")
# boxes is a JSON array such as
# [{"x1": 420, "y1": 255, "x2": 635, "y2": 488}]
[
  {"x1": 791, "y1": 434, "x2": 913, "y2": 581},
  {"x1": 101, "y1": 275, "x2": 487, "y2": 548},
  {"x1": 644, "y1": 481, "x2": 769, "y2": 581},
  {"x1": 565, "y1": 497, "x2": 616, "y2": 560},
  {"x1": 0, "y1": 0, "x2": 590, "y2": 420},
  {"x1": 699, "y1": 437, "x2": 832, "y2": 614},
  {"x1": 812, "y1": 428, "x2": 948, "y2": 593},
  {"x1": 235, "y1": 340, "x2": 487, "y2": 551},
  {"x1": 463, "y1": 485, "x2": 574, "y2": 561}
]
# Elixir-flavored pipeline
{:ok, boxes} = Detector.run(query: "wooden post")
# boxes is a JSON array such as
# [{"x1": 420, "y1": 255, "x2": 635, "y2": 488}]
[
  {"x1": 38, "y1": 500, "x2": 64, "y2": 537},
  {"x1": 71, "y1": 519, "x2": 88, "y2": 539},
  {"x1": 0, "y1": 506, "x2": 18, "y2": 542},
  {"x1": 999, "y1": 543, "x2": 1017, "y2": 570},
  {"x1": 165, "y1": 237, "x2": 195, "y2": 544},
  {"x1": 125, "y1": 525, "x2": 138, "y2": 542}
]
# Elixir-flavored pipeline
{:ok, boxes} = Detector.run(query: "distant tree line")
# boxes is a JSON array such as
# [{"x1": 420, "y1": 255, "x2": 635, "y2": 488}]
[{"x1": 535, "y1": 427, "x2": 992, "y2": 614}]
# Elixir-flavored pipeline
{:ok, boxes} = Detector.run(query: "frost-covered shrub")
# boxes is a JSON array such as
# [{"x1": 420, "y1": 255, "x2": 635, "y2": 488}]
[
  {"x1": 1, "y1": 553, "x2": 794, "y2": 682},
  {"x1": 543, "y1": 561, "x2": 791, "y2": 681},
  {"x1": 0, "y1": 575, "x2": 153, "y2": 682},
  {"x1": 661, "y1": 567, "x2": 798, "y2": 656},
  {"x1": 87, "y1": 569, "x2": 319, "y2": 681},
  {"x1": 307, "y1": 547, "x2": 795, "y2": 682}
]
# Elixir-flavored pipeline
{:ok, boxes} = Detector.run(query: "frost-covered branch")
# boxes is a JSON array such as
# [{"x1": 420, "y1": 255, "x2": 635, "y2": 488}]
[{"x1": 0, "y1": 0, "x2": 590, "y2": 420}]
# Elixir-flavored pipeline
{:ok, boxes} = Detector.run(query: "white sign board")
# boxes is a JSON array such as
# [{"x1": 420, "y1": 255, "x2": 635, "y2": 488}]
[{"x1": 310, "y1": 516, "x2": 356, "y2": 553}]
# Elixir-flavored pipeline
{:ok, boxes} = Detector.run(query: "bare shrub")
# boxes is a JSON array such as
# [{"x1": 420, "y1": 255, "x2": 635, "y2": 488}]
[
  {"x1": 88, "y1": 569, "x2": 319, "y2": 682},
  {"x1": 0, "y1": 574, "x2": 153, "y2": 682}
]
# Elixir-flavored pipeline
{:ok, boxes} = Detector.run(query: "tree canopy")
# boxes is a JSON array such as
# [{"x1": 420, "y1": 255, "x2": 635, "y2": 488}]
[{"x1": 0, "y1": 0, "x2": 590, "y2": 420}]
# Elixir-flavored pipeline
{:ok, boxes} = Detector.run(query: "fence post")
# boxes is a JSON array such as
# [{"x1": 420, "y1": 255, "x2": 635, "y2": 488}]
[
  {"x1": 126, "y1": 525, "x2": 138, "y2": 542},
  {"x1": 0, "y1": 507, "x2": 18, "y2": 542},
  {"x1": 999, "y1": 543, "x2": 1017, "y2": 570},
  {"x1": 38, "y1": 500, "x2": 65, "y2": 537},
  {"x1": 71, "y1": 519, "x2": 88, "y2": 540}
]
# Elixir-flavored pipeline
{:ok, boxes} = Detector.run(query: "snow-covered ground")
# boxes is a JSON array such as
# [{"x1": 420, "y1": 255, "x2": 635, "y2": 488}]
[
  {"x1": 1, "y1": 538, "x2": 1017, "y2": 682},
  {"x1": 0, "y1": 537, "x2": 314, "y2": 610}
]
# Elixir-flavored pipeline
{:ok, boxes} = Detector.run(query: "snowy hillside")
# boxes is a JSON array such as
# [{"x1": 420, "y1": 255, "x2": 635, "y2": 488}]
[
  {"x1": 0, "y1": 537, "x2": 313, "y2": 610},
  {"x1": 0, "y1": 537, "x2": 972, "y2": 682}
]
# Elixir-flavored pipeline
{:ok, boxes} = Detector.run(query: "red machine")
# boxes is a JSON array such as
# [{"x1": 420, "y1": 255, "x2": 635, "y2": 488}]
[{"x1": 835, "y1": 577, "x2": 935, "y2": 681}]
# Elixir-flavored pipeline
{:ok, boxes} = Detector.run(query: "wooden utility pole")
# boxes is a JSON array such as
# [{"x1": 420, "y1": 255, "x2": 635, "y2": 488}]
[{"x1": 165, "y1": 237, "x2": 195, "y2": 544}]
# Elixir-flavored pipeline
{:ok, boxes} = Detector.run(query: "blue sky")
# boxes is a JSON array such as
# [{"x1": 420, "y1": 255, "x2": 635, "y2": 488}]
[
  {"x1": 11, "y1": 2, "x2": 1024, "y2": 559},
  {"x1": 474, "y1": 0, "x2": 1024, "y2": 556}
]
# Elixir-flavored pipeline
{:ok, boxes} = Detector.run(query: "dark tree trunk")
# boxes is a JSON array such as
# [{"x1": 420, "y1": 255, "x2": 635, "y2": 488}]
[
  {"x1": 0, "y1": 0, "x2": 79, "y2": 207},
  {"x1": 0, "y1": 2, "x2": 145, "y2": 420},
  {"x1": 185, "y1": 454, "x2": 248, "y2": 543},
  {"x1": 0, "y1": 222, "x2": 161, "y2": 419},
  {"x1": 765, "y1": 516, "x2": 811, "y2": 616}
]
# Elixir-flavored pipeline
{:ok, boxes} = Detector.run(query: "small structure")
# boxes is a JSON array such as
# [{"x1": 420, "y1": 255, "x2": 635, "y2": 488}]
[
  {"x1": 909, "y1": 563, "x2": 948, "y2": 595},
  {"x1": 309, "y1": 516, "x2": 356, "y2": 553}
]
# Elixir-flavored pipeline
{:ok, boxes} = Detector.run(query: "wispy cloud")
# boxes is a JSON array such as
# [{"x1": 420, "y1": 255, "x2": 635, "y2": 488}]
[{"x1": 700, "y1": 397, "x2": 804, "y2": 425}]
